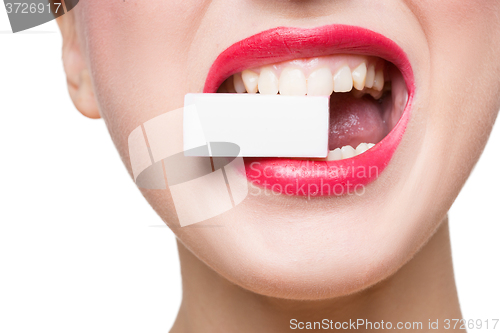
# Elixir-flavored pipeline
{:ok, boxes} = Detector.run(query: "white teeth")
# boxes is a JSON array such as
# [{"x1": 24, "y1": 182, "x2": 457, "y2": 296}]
[
  {"x1": 341, "y1": 145, "x2": 356, "y2": 158},
  {"x1": 279, "y1": 67, "x2": 307, "y2": 96},
  {"x1": 233, "y1": 59, "x2": 389, "y2": 99},
  {"x1": 355, "y1": 143, "x2": 369, "y2": 155},
  {"x1": 333, "y1": 65, "x2": 353, "y2": 93},
  {"x1": 326, "y1": 148, "x2": 343, "y2": 161},
  {"x1": 307, "y1": 67, "x2": 334, "y2": 96},
  {"x1": 242, "y1": 70, "x2": 259, "y2": 94},
  {"x1": 351, "y1": 63, "x2": 367, "y2": 91},
  {"x1": 325, "y1": 143, "x2": 376, "y2": 161},
  {"x1": 233, "y1": 73, "x2": 247, "y2": 93},
  {"x1": 365, "y1": 64, "x2": 376, "y2": 89},
  {"x1": 258, "y1": 67, "x2": 279, "y2": 95},
  {"x1": 373, "y1": 69, "x2": 385, "y2": 91}
]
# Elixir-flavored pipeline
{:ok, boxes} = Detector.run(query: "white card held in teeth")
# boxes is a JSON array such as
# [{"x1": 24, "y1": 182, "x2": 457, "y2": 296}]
[{"x1": 183, "y1": 93, "x2": 330, "y2": 158}]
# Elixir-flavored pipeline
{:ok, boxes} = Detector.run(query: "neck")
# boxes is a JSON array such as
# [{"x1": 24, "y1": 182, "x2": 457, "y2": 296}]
[{"x1": 171, "y1": 218, "x2": 462, "y2": 333}]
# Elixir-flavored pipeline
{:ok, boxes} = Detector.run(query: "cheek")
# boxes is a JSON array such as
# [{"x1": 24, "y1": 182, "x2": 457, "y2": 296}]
[
  {"x1": 411, "y1": 0, "x2": 500, "y2": 206},
  {"x1": 75, "y1": 0, "x2": 210, "y2": 159},
  {"x1": 407, "y1": 0, "x2": 500, "y2": 65},
  {"x1": 423, "y1": 0, "x2": 500, "y2": 145}
]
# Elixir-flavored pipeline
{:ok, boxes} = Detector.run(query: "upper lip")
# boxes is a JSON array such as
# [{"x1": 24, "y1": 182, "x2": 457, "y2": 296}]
[{"x1": 204, "y1": 24, "x2": 415, "y2": 97}]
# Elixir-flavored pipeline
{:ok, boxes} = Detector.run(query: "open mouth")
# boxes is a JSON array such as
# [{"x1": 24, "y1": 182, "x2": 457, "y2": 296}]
[
  {"x1": 204, "y1": 25, "x2": 414, "y2": 197},
  {"x1": 217, "y1": 55, "x2": 407, "y2": 160}
]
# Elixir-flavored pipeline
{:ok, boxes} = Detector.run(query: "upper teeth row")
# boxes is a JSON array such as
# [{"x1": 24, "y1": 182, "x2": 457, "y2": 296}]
[
  {"x1": 232, "y1": 62, "x2": 385, "y2": 96},
  {"x1": 325, "y1": 143, "x2": 376, "y2": 161}
]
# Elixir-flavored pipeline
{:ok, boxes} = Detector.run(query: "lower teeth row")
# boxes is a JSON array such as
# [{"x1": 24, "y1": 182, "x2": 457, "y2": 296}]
[{"x1": 325, "y1": 143, "x2": 376, "y2": 161}]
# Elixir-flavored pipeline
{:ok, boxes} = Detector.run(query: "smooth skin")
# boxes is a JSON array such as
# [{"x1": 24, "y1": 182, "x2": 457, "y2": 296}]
[{"x1": 55, "y1": 1, "x2": 500, "y2": 332}]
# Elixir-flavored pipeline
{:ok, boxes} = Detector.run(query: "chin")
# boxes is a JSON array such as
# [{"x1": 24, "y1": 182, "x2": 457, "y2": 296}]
[{"x1": 162, "y1": 178, "x2": 446, "y2": 300}]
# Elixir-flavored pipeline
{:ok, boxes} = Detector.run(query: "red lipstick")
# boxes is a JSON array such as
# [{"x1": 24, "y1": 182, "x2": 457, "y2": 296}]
[{"x1": 204, "y1": 24, "x2": 414, "y2": 197}]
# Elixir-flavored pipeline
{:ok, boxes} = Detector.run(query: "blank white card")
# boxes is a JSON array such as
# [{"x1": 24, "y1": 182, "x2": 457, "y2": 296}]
[{"x1": 183, "y1": 93, "x2": 330, "y2": 158}]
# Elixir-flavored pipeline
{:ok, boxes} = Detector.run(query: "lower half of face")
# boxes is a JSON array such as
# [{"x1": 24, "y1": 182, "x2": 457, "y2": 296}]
[{"x1": 76, "y1": 0, "x2": 500, "y2": 298}]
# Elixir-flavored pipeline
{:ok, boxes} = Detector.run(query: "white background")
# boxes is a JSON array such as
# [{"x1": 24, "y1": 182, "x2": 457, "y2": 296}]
[{"x1": 0, "y1": 11, "x2": 499, "y2": 333}]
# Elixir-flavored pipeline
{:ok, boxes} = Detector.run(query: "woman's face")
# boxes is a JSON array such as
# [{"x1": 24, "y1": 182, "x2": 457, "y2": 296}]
[{"x1": 70, "y1": 1, "x2": 500, "y2": 298}]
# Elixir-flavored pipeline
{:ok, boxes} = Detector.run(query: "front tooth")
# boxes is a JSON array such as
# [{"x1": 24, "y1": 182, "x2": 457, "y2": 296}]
[
  {"x1": 307, "y1": 68, "x2": 334, "y2": 96},
  {"x1": 373, "y1": 69, "x2": 385, "y2": 91},
  {"x1": 242, "y1": 70, "x2": 259, "y2": 94},
  {"x1": 258, "y1": 67, "x2": 279, "y2": 95},
  {"x1": 327, "y1": 148, "x2": 343, "y2": 161},
  {"x1": 365, "y1": 64, "x2": 375, "y2": 88},
  {"x1": 233, "y1": 73, "x2": 246, "y2": 93},
  {"x1": 279, "y1": 68, "x2": 307, "y2": 95},
  {"x1": 355, "y1": 143, "x2": 369, "y2": 155},
  {"x1": 341, "y1": 145, "x2": 356, "y2": 159},
  {"x1": 367, "y1": 143, "x2": 376, "y2": 149},
  {"x1": 352, "y1": 63, "x2": 367, "y2": 91},
  {"x1": 333, "y1": 65, "x2": 353, "y2": 93}
]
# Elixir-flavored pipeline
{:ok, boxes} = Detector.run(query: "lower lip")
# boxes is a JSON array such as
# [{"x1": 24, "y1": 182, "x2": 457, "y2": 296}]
[
  {"x1": 205, "y1": 24, "x2": 414, "y2": 196},
  {"x1": 245, "y1": 106, "x2": 411, "y2": 197}
]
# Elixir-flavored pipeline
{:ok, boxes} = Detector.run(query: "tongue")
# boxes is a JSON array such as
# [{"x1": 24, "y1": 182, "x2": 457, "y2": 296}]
[{"x1": 328, "y1": 93, "x2": 389, "y2": 150}]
